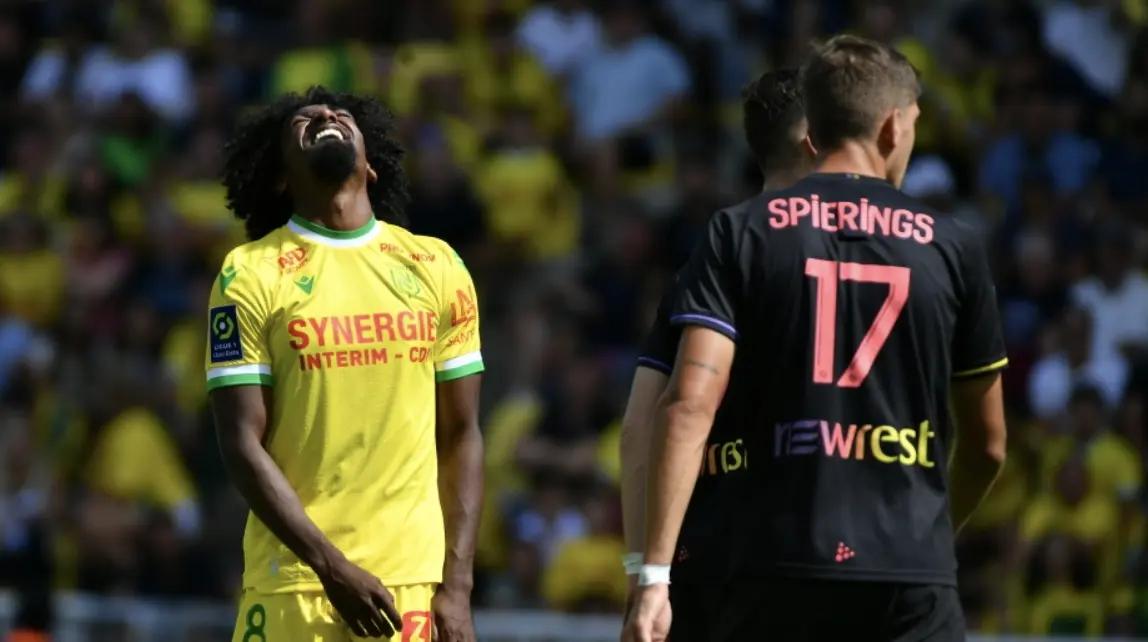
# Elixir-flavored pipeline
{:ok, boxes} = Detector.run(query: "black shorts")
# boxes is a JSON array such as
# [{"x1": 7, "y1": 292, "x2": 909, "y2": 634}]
[{"x1": 669, "y1": 577, "x2": 965, "y2": 642}]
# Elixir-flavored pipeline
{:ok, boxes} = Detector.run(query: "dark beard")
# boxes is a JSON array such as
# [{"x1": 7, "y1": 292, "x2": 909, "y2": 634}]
[{"x1": 304, "y1": 141, "x2": 356, "y2": 183}]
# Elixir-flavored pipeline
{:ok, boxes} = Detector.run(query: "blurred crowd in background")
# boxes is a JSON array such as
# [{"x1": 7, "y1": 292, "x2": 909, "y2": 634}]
[{"x1": 1, "y1": 0, "x2": 1148, "y2": 637}]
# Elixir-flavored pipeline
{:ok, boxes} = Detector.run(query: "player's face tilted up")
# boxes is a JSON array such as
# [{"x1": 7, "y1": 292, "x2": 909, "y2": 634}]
[
  {"x1": 222, "y1": 86, "x2": 409, "y2": 241},
  {"x1": 627, "y1": 35, "x2": 1007, "y2": 642},
  {"x1": 281, "y1": 101, "x2": 375, "y2": 195}
]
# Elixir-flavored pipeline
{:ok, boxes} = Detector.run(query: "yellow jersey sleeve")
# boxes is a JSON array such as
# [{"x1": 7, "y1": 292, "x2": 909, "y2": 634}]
[
  {"x1": 205, "y1": 251, "x2": 274, "y2": 390},
  {"x1": 433, "y1": 245, "x2": 483, "y2": 381}
]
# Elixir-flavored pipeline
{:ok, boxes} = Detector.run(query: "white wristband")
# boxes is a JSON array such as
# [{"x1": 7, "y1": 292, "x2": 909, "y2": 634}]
[
  {"x1": 622, "y1": 552, "x2": 644, "y2": 575},
  {"x1": 637, "y1": 564, "x2": 671, "y2": 586}
]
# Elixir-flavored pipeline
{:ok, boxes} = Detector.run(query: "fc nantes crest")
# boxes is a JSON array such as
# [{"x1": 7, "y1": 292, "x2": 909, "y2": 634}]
[{"x1": 391, "y1": 267, "x2": 422, "y2": 297}]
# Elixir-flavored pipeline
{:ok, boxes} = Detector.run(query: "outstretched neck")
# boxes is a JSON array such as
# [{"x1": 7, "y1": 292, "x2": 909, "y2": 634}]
[{"x1": 293, "y1": 184, "x2": 375, "y2": 231}]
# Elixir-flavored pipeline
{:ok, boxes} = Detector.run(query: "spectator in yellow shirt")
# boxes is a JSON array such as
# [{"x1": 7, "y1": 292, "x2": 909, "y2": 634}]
[
  {"x1": 392, "y1": 49, "x2": 485, "y2": 172},
  {"x1": 267, "y1": 0, "x2": 374, "y2": 97},
  {"x1": 464, "y1": 10, "x2": 565, "y2": 138},
  {"x1": 1023, "y1": 455, "x2": 1124, "y2": 596},
  {"x1": 1022, "y1": 456, "x2": 1118, "y2": 550},
  {"x1": 0, "y1": 215, "x2": 64, "y2": 328},
  {"x1": 475, "y1": 106, "x2": 580, "y2": 263},
  {"x1": 84, "y1": 405, "x2": 199, "y2": 529},
  {"x1": 165, "y1": 125, "x2": 245, "y2": 265},
  {"x1": 542, "y1": 484, "x2": 626, "y2": 612},
  {"x1": 0, "y1": 129, "x2": 66, "y2": 221},
  {"x1": 1040, "y1": 386, "x2": 1143, "y2": 503},
  {"x1": 1026, "y1": 535, "x2": 1105, "y2": 636},
  {"x1": 76, "y1": 403, "x2": 200, "y2": 591}
]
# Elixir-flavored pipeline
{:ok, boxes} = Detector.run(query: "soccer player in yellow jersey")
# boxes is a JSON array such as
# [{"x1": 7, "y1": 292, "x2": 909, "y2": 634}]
[{"x1": 208, "y1": 87, "x2": 483, "y2": 641}]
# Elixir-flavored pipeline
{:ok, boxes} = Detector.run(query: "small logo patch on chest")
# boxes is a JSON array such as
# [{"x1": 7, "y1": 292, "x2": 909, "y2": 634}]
[
  {"x1": 294, "y1": 275, "x2": 315, "y2": 294},
  {"x1": 277, "y1": 247, "x2": 310, "y2": 273},
  {"x1": 390, "y1": 267, "x2": 422, "y2": 296}
]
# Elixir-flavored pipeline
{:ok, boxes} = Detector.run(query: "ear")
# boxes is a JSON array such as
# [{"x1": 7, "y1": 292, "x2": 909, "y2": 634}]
[
  {"x1": 801, "y1": 134, "x2": 818, "y2": 161},
  {"x1": 876, "y1": 110, "x2": 899, "y2": 158},
  {"x1": 366, "y1": 164, "x2": 378, "y2": 184}
]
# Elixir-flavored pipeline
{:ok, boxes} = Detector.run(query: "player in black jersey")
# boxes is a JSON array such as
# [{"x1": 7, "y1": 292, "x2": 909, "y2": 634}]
[
  {"x1": 619, "y1": 69, "x2": 815, "y2": 641},
  {"x1": 625, "y1": 35, "x2": 1008, "y2": 642}
]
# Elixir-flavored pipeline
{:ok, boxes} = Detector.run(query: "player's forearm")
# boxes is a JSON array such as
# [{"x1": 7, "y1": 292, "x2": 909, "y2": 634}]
[
  {"x1": 620, "y1": 419, "x2": 650, "y2": 554},
  {"x1": 437, "y1": 419, "x2": 483, "y2": 592},
  {"x1": 949, "y1": 436, "x2": 1004, "y2": 533},
  {"x1": 643, "y1": 398, "x2": 712, "y2": 564},
  {"x1": 950, "y1": 375, "x2": 1007, "y2": 533},
  {"x1": 218, "y1": 432, "x2": 344, "y2": 576},
  {"x1": 620, "y1": 370, "x2": 667, "y2": 554}
]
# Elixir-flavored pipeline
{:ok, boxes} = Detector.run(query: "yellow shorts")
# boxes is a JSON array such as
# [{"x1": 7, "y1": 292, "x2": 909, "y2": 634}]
[{"x1": 232, "y1": 584, "x2": 436, "y2": 642}]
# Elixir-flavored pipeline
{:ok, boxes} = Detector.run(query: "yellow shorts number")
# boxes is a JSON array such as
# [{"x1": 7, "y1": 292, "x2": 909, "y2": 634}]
[{"x1": 242, "y1": 604, "x2": 266, "y2": 642}]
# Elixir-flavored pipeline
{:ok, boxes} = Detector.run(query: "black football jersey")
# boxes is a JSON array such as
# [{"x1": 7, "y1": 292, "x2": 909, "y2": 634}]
[{"x1": 669, "y1": 173, "x2": 1007, "y2": 585}]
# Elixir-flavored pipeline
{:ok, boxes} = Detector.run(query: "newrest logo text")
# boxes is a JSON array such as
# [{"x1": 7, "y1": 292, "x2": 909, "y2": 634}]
[{"x1": 774, "y1": 420, "x2": 937, "y2": 467}]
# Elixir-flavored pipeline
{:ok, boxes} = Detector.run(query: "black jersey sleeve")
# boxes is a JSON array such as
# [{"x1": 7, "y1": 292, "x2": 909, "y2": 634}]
[
  {"x1": 670, "y1": 210, "x2": 742, "y2": 342},
  {"x1": 951, "y1": 224, "x2": 1008, "y2": 378},
  {"x1": 638, "y1": 289, "x2": 679, "y2": 374}
]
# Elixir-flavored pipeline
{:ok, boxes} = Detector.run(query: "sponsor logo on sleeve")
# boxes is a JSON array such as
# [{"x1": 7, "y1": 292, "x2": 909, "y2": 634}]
[
  {"x1": 450, "y1": 288, "x2": 477, "y2": 327},
  {"x1": 209, "y1": 305, "x2": 243, "y2": 363}
]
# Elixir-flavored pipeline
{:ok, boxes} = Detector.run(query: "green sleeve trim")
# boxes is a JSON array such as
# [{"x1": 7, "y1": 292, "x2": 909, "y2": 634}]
[
  {"x1": 435, "y1": 360, "x2": 484, "y2": 382},
  {"x1": 206, "y1": 373, "x2": 274, "y2": 391}
]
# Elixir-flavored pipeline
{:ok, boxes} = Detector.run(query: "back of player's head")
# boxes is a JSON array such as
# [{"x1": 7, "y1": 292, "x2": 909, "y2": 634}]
[
  {"x1": 800, "y1": 35, "x2": 920, "y2": 151},
  {"x1": 742, "y1": 69, "x2": 807, "y2": 178}
]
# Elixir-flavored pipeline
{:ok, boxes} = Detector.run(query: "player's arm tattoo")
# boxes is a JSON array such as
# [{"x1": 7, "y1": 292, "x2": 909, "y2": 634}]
[{"x1": 682, "y1": 358, "x2": 721, "y2": 375}]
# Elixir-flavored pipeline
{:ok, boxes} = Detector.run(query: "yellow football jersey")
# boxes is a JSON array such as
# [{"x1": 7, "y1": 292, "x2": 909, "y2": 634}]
[{"x1": 204, "y1": 215, "x2": 483, "y2": 593}]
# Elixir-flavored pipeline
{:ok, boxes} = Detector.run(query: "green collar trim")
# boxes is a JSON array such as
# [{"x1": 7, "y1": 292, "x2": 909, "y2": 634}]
[{"x1": 289, "y1": 214, "x2": 377, "y2": 240}]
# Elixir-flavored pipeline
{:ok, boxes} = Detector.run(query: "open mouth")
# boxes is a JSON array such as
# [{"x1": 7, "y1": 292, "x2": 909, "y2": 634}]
[{"x1": 303, "y1": 122, "x2": 350, "y2": 148}]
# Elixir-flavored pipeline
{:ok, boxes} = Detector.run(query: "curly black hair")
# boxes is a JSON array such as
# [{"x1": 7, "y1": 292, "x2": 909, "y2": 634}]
[
  {"x1": 742, "y1": 69, "x2": 805, "y2": 176},
  {"x1": 222, "y1": 86, "x2": 410, "y2": 241}
]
